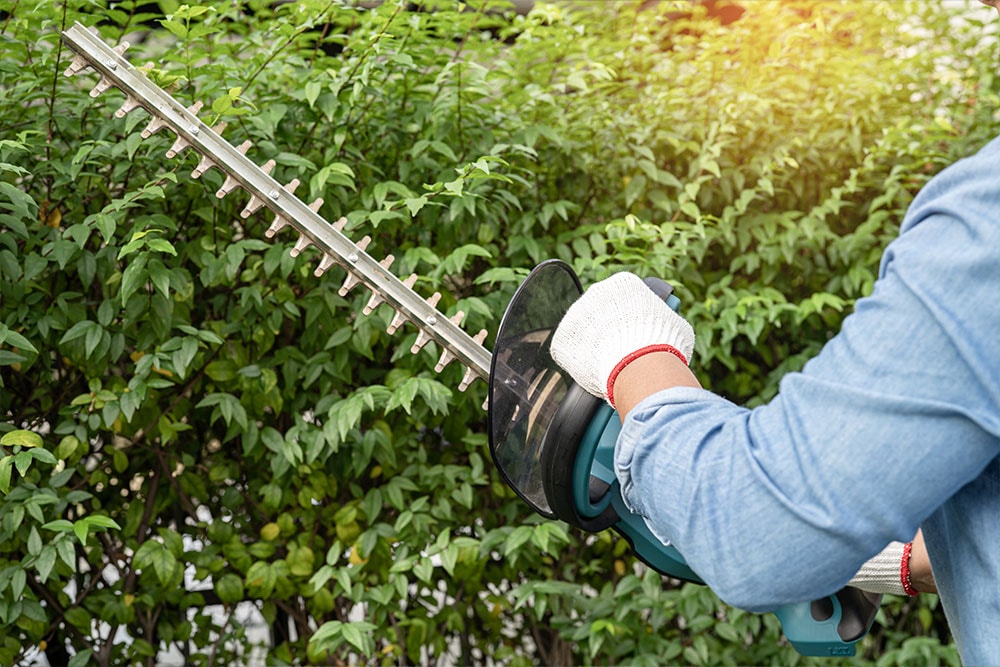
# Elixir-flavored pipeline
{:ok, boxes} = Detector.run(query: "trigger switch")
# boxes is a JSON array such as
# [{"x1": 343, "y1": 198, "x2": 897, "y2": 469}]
[{"x1": 810, "y1": 597, "x2": 835, "y2": 622}]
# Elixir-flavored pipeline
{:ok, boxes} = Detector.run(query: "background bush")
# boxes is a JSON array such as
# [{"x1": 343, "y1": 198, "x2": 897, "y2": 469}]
[{"x1": 0, "y1": 0, "x2": 996, "y2": 665}]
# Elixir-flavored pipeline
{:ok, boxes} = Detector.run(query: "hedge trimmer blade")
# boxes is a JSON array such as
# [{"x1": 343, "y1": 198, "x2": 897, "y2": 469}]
[{"x1": 60, "y1": 22, "x2": 491, "y2": 393}]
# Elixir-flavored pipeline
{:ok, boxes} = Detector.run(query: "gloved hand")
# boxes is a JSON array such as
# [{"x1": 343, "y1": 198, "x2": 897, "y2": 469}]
[
  {"x1": 550, "y1": 272, "x2": 695, "y2": 408},
  {"x1": 847, "y1": 541, "x2": 919, "y2": 596}
]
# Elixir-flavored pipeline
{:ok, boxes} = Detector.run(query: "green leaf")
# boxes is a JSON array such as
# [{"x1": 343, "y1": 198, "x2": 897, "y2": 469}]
[
  {"x1": 29, "y1": 448, "x2": 56, "y2": 465},
  {"x1": 120, "y1": 253, "x2": 149, "y2": 305},
  {"x1": 403, "y1": 196, "x2": 428, "y2": 216},
  {"x1": 0, "y1": 457, "x2": 11, "y2": 494},
  {"x1": 159, "y1": 18, "x2": 188, "y2": 38},
  {"x1": 341, "y1": 622, "x2": 376, "y2": 655},
  {"x1": 0, "y1": 326, "x2": 37, "y2": 355},
  {"x1": 35, "y1": 545, "x2": 57, "y2": 583},
  {"x1": 56, "y1": 538, "x2": 76, "y2": 570},
  {"x1": 173, "y1": 336, "x2": 199, "y2": 379},
  {"x1": 245, "y1": 560, "x2": 276, "y2": 596},
  {"x1": 0, "y1": 429, "x2": 43, "y2": 448},
  {"x1": 27, "y1": 526, "x2": 42, "y2": 556},
  {"x1": 42, "y1": 519, "x2": 74, "y2": 533},
  {"x1": 84, "y1": 515, "x2": 121, "y2": 531},
  {"x1": 68, "y1": 649, "x2": 94, "y2": 667},
  {"x1": 215, "y1": 573, "x2": 245, "y2": 604},
  {"x1": 148, "y1": 258, "x2": 171, "y2": 298},
  {"x1": 10, "y1": 568, "x2": 26, "y2": 599},
  {"x1": 311, "y1": 619, "x2": 343, "y2": 647},
  {"x1": 505, "y1": 525, "x2": 533, "y2": 556},
  {"x1": 13, "y1": 451, "x2": 32, "y2": 476},
  {"x1": 73, "y1": 521, "x2": 89, "y2": 545},
  {"x1": 135, "y1": 540, "x2": 177, "y2": 585},
  {"x1": 304, "y1": 80, "x2": 322, "y2": 108},
  {"x1": 206, "y1": 360, "x2": 238, "y2": 382},
  {"x1": 59, "y1": 320, "x2": 93, "y2": 345}
]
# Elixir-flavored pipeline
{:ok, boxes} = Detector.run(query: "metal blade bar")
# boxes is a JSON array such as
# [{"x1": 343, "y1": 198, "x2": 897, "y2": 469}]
[{"x1": 60, "y1": 22, "x2": 492, "y2": 388}]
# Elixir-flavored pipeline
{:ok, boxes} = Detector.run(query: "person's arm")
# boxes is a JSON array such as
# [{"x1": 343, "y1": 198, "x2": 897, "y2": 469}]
[
  {"x1": 909, "y1": 529, "x2": 936, "y2": 594},
  {"x1": 612, "y1": 351, "x2": 700, "y2": 419},
  {"x1": 552, "y1": 137, "x2": 1000, "y2": 611},
  {"x1": 614, "y1": 354, "x2": 944, "y2": 598}
]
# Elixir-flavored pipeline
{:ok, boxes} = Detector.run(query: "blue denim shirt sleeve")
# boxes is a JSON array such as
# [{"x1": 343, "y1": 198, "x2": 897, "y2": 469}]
[{"x1": 615, "y1": 135, "x2": 1000, "y2": 632}]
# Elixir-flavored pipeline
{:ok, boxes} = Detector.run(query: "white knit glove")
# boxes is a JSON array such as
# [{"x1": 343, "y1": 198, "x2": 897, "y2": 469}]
[
  {"x1": 847, "y1": 541, "x2": 918, "y2": 596},
  {"x1": 550, "y1": 273, "x2": 695, "y2": 407}
]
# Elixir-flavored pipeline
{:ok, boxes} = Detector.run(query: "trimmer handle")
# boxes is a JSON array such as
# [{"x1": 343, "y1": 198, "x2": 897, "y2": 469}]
[{"x1": 642, "y1": 276, "x2": 681, "y2": 311}]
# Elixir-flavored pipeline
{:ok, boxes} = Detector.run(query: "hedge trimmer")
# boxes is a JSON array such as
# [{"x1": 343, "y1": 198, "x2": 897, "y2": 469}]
[{"x1": 60, "y1": 22, "x2": 880, "y2": 657}]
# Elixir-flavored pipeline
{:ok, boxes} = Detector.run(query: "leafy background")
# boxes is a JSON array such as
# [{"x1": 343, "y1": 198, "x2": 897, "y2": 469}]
[{"x1": 0, "y1": 0, "x2": 996, "y2": 665}]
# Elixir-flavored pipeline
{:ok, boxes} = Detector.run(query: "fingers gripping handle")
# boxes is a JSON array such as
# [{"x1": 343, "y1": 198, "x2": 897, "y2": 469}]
[{"x1": 551, "y1": 273, "x2": 694, "y2": 406}]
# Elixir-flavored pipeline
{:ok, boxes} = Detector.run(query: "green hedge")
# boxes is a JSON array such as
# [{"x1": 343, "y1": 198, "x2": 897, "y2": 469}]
[{"x1": 0, "y1": 1, "x2": 995, "y2": 665}]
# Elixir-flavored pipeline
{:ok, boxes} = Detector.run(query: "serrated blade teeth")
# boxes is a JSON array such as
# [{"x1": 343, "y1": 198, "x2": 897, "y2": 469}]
[
  {"x1": 362, "y1": 292, "x2": 384, "y2": 316},
  {"x1": 386, "y1": 275, "x2": 417, "y2": 333},
  {"x1": 113, "y1": 42, "x2": 131, "y2": 57},
  {"x1": 435, "y1": 349, "x2": 456, "y2": 373},
  {"x1": 411, "y1": 329, "x2": 432, "y2": 354},
  {"x1": 454, "y1": 332, "x2": 487, "y2": 389},
  {"x1": 213, "y1": 121, "x2": 228, "y2": 136},
  {"x1": 187, "y1": 100, "x2": 204, "y2": 115},
  {"x1": 361, "y1": 255, "x2": 395, "y2": 315},
  {"x1": 289, "y1": 235, "x2": 313, "y2": 258},
  {"x1": 338, "y1": 272, "x2": 362, "y2": 297},
  {"x1": 264, "y1": 214, "x2": 290, "y2": 238},
  {"x1": 333, "y1": 217, "x2": 347, "y2": 232},
  {"x1": 339, "y1": 233, "x2": 373, "y2": 295},
  {"x1": 240, "y1": 195, "x2": 266, "y2": 218},
  {"x1": 64, "y1": 54, "x2": 91, "y2": 77},
  {"x1": 432, "y1": 312, "x2": 467, "y2": 370},
  {"x1": 90, "y1": 76, "x2": 115, "y2": 98},
  {"x1": 308, "y1": 198, "x2": 323, "y2": 212},
  {"x1": 260, "y1": 159, "x2": 276, "y2": 175},
  {"x1": 191, "y1": 154, "x2": 216, "y2": 179},
  {"x1": 459, "y1": 367, "x2": 478, "y2": 392},
  {"x1": 314, "y1": 254, "x2": 337, "y2": 277},
  {"x1": 140, "y1": 116, "x2": 169, "y2": 138},
  {"x1": 165, "y1": 135, "x2": 190, "y2": 158},
  {"x1": 114, "y1": 95, "x2": 141, "y2": 118},
  {"x1": 216, "y1": 174, "x2": 240, "y2": 198},
  {"x1": 283, "y1": 178, "x2": 300, "y2": 195},
  {"x1": 410, "y1": 292, "x2": 442, "y2": 353},
  {"x1": 386, "y1": 310, "x2": 408, "y2": 335}
]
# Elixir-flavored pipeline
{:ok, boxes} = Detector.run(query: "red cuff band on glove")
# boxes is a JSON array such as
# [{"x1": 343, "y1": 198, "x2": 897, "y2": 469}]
[
  {"x1": 606, "y1": 344, "x2": 689, "y2": 410},
  {"x1": 901, "y1": 541, "x2": 919, "y2": 596}
]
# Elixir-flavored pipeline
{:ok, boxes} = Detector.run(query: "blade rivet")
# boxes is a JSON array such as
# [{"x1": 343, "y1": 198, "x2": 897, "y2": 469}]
[
  {"x1": 428, "y1": 316, "x2": 437, "y2": 325},
  {"x1": 268, "y1": 189, "x2": 280, "y2": 200},
  {"x1": 189, "y1": 125, "x2": 199, "y2": 136},
  {"x1": 107, "y1": 59, "x2": 117, "y2": 70},
  {"x1": 348, "y1": 253, "x2": 358, "y2": 262}
]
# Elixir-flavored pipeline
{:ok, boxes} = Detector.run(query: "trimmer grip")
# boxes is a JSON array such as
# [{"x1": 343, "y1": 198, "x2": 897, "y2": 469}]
[{"x1": 775, "y1": 587, "x2": 882, "y2": 657}]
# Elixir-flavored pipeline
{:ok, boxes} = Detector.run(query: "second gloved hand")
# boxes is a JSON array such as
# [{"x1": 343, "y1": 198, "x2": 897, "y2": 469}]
[{"x1": 550, "y1": 272, "x2": 695, "y2": 408}]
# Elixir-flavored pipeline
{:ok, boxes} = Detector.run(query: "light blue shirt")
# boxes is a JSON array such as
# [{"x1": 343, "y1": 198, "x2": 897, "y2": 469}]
[{"x1": 615, "y1": 136, "x2": 1000, "y2": 664}]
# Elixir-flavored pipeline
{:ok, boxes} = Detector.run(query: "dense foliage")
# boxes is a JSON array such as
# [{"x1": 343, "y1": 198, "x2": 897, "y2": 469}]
[{"x1": 1, "y1": 0, "x2": 996, "y2": 665}]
